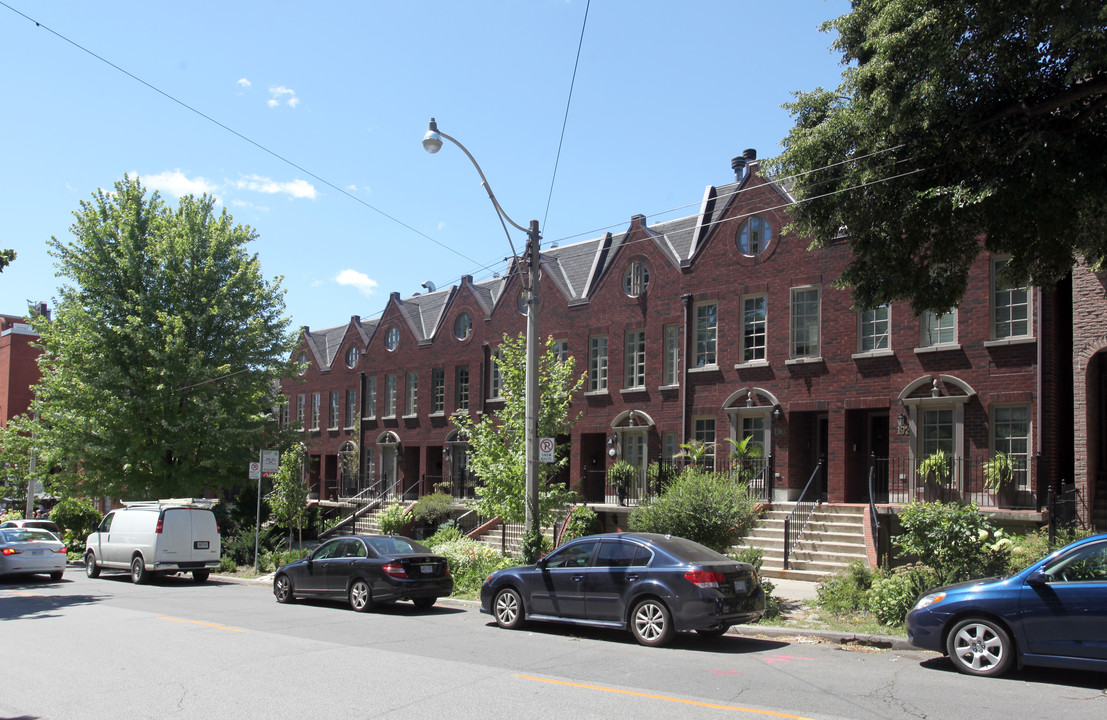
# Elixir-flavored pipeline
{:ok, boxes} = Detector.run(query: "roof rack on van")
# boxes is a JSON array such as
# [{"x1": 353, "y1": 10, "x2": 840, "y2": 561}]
[{"x1": 120, "y1": 498, "x2": 221, "y2": 509}]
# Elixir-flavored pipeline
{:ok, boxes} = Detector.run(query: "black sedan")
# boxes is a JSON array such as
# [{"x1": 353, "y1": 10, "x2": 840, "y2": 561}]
[
  {"x1": 480, "y1": 532, "x2": 764, "y2": 646},
  {"x1": 273, "y1": 535, "x2": 452, "y2": 612}
]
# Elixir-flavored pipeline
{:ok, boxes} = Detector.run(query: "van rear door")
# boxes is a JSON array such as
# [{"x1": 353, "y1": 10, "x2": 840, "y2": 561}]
[
  {"x1": 157, "y1": 508, "x2": 193, "y2": 564},
  {"x1": 188, "y1": 509, "x2": 220, "y2": 564}
]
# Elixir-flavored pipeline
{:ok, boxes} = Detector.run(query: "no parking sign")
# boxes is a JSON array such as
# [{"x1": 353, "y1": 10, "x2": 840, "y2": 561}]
[{"x1": 538, "y1": 437, "x2": 555, "y2": 463}]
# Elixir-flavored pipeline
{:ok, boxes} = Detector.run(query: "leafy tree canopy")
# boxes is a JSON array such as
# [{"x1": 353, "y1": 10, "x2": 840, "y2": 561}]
[
  {"x1": 32, "y1": 176, "x2": 298, "y2": 500},
  {"x1": 770, "y1": 0, "x2": 1107, "y2": 314},
  {"x1": 453, "y1": 333, "x2": 584, "y2": 527},
  {"x1": 0, "y1": 249, "x2": 14, "y2": 273}
]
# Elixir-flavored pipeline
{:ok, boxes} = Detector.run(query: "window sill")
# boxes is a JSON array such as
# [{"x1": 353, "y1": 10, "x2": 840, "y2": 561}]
[
  {"x1": 430, "y1": 411, "x2": 445, "y2": 417},
  {"x1": 851, "y1": 349, "x2": 894, "y2": 360},
  {"x1": 342, "y1": 426, "x2": 357, "y2": 432},
  {"x1": 914, "y1": 344, "x2": 962, "y2": 355},
  {"x1": 383, "y1": 415, "x2": 397, "y2": 420},
  {"x1": 584, "y1": 389, "x2": 609, "y2": 397},
  {"x1": 327, "y1": 426, "x2": 339, "y2": 432},
  {"x1": 983, "y1": 337, "x2": 1036, "y2": 348},
  {"x1": 402, "y1": 414, "x2": 417, "y2": 420},
  {"x1": 362, "y1": 415, "x2": 376, "y2": 421},
  {"x1": 734, "y1": 360, "x2": 769, "y2": 370},
  {"x1": 620, "y1": 386, "x2": 647, "y2": 395},
  {"x1": 785, "y1": 356, "x2": 824, "y2": 366},
  {"x1": 657, "y1": 384, "x2": 680, "y2": 392},
  {"x1": 688, "y1": 365, "x2": 720, "y2": 374}
]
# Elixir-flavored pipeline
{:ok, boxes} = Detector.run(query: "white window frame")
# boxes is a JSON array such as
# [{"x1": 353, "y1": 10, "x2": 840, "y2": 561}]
[
  {"x1": 489, "y1": 348, "x2": 503, "y2": 399},
  {"x1": 311, "y1": 392, "x2": 321, "y2": 430},
  {"x1": 363, "y1": 376, "x2": 376, "y2": 419},
  {"x1": 737, "y1": 215, "x2": 771, "y2": 256},
  {"x1": 588, "y1": 334, "x2": 608, "y2": 393},
  {"x1": 991, "y1": 257, "x2": 1031, "y2": 340},
  {"x1": 624, "y1": 329, "x2": 646, "y2": 390},
  {"x1": 328, "y1": 391, "x2": 340, "y2": 430},
  {"x1": 456, "y1": 366, "x2": 470, "y2": 411},
  {"x1": 431, "y1": 368, "x2": 445, "y2": 415},
  {"x1": 622, "y1": 261, "x2": 650, "y2": 297},
  {"x1": 384, "y1": 374, "x2": 397, "y2": 417},
  {"x1": 454, "y1": 313, "x2": 472, "y2": 341},
  {"x1": 693, "y1": 416, "x2": 716, "y2": 456},
  {"x1": 740, "y1": 294, "x2": 767, "y2": 364},
  {"x1": 553, "y1": 339, "x2": 569, "y2": 362},
  {"x1": 345, "y1": 388, "x2": 357, "y2": 428},
  {"x1": 662, "y1": 324, "x2": 680, "y2": 387},
  {"x1": 992, "y1": 403, "x2": 1031, "y2": 490},
  {"x1": 296, "y1": 393, "x2": 306, "y2": 427},
  {"x1": 694, "y1": 302, "x2": 718, "y2": 368},
  {"x1": 404, "y1": 371, "x2": 418, "y2": 417},
  {"x1": 920, "y1": 309, "x2": 958, "y2": 348},
  {"x1": 858, "y1": 304, "x2": 890, "y2": 354},
  {"x1": 789, "y1": 286, "x2": 821, "y2": 360}
]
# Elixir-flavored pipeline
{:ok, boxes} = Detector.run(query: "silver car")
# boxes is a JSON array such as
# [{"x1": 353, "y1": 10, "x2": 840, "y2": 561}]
[{"x1": 0, "y1": 527, "x2": 67, "y2": 581}]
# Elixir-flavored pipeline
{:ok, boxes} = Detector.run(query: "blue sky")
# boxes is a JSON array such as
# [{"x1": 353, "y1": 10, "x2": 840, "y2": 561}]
[{"x1": 0, "y1": 0, "x2": 851, "y2": 333}]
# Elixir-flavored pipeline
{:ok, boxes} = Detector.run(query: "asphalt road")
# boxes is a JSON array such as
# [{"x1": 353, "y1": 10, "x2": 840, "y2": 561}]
[{"x1": 2, "y1": 569, "x2": 1105, "y2": 720}]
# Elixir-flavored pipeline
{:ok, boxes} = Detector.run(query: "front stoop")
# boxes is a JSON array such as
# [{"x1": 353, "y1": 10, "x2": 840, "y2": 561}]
[{"x1": 738, "y1": 503, "x2": 871, "y2": 583}]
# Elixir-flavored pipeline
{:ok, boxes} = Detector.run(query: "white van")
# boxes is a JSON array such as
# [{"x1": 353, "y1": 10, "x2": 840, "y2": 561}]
[{"x1": 84, "y1": 499, "x2": 221, "y2": 584}]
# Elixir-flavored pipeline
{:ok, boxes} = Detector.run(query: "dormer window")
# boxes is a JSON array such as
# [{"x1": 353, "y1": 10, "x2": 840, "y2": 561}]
[{"x1": 623, "y1": 262, "x2": 650, "y2": 297}]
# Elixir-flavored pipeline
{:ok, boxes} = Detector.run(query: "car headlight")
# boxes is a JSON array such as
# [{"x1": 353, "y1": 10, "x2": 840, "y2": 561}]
[{"x1": 911, "y1": 591, "x2": 946, "y2": 611}]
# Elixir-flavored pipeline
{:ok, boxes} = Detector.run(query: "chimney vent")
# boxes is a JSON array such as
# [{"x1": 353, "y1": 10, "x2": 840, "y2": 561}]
[{"x1": 731, "y1": 156, "x2": 747, "y2": 181}]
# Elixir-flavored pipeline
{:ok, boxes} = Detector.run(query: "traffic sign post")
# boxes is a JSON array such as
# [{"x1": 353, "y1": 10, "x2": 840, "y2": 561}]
[{"x1": 261, "y1": 450, "x2": 279, "y2": 474}]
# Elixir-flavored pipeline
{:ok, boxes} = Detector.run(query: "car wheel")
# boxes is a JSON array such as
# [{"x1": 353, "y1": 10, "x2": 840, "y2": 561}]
[
  {"x1": 493, "y1": 587, "x2": 525, "y2": 629},
  {"x1": 631, "y1": 598, "x2": 674, "y2": 647},
  {"x1": 274, "y1": 574, "x2": 294, "y2": 603},
  {"x1": 413, "y1": 597, "x2": 436, "y2": 610},
  {"x1": 192, "y1": 570, "x2": 210, "y2": 583},
  {"x1": 85, "y1": 552, "x2": 101, "y2": 578},
  {"x1": 946, "y1": 618, "x2": 1015, "y2": 677},
  {"x1": 130, "y1": 555, "x2": 149, "y2": 585},
  {"x1": 49, "y1": 571, "x2": 64, "y2": 581},
  {"x1": 349, "y1": 578, "x2": 374, "y2": 613},
  {"x1": 695, "y1": 624, "x2": 730, "y2": 638}
]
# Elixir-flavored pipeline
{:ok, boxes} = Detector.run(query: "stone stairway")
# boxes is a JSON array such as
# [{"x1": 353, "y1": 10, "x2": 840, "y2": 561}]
[
  {"x1": 738, "y1": 503, "x2": 871, "y2": 582},
  {"x1": 472, "y1": 521, "x2": 555, "y2": 558}
]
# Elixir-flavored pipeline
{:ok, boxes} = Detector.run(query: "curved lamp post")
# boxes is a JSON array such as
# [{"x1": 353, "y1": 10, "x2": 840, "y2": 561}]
[{"x1": 422, "y1": 118, "x2": 541, "y2": 546}]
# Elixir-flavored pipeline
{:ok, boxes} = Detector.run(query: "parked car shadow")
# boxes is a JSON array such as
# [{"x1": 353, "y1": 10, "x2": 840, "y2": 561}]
[
  {"x1": 0, "y1": 576, "x2": 105, "y2": 621},
  {"x1": 291, "y1": 597, "x2": 466, "y2": 615},
  {"x1": 918, "y1": 656, "x2": 1107, "y2": 689},
  {"x1": 481, "y1": 619, "x2": 791, "y2": 653}
]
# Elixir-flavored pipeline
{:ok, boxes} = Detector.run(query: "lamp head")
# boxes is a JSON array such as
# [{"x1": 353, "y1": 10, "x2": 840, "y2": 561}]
[{"x1": 422, "y1": 118, "x2": 443, "y2": 154}]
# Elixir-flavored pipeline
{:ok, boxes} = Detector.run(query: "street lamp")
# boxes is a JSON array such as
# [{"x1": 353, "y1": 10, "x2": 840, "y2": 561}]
[{"x1": 422, "y1": 118, "x2": 542, "y2": 547}]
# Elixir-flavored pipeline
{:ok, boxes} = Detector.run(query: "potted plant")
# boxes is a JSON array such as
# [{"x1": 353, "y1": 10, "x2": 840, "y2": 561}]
[
  {"x1": 918, "y1": 449, "x2": 952, "y2": 501},
  {"x1": 983, "y1": 451, "x2": 1017, "y2": 507},
  {"x1": 607, "y1": 460, "x2": 639, "y2": 505}
]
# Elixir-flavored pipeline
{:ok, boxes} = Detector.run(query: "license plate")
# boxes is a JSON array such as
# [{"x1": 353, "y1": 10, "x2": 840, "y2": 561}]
[
  {"x1": 420, "y1": 565, "x2": 434, "y2": 574},
  {"x1": 30, "y1": 550, "x2": 43, "y2": 557},
  {"x1": 733, "y1": 579, "x2": 747, "y2": 593},
  {"x1": 195, "y1": 541, "x2": 209, "y2": 550}
]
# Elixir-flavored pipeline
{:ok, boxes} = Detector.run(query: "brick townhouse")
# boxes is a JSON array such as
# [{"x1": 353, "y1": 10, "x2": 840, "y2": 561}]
[
  {"x1": 283, "y1": 153, "x2": 1090, "y2": 527},
  {"x1": 1, "y1": 303, "x2": 47, "y2": 427}
]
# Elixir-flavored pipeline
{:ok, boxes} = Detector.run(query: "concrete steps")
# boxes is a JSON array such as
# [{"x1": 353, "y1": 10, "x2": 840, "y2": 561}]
[
  {"x1": 738, "y1": 503, "x2": 870, "y2": 582},
  {"x1": 472, "y1": 521, "x2": 554, "y2": 558}
]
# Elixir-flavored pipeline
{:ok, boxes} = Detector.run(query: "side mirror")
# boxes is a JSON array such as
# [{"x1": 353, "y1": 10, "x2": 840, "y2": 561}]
[{"x1": 1026, "y1": 568, "x2": 1048, "y2": 586}]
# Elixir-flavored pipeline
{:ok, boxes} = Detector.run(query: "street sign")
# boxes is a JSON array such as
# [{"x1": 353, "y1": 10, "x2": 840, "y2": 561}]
[
  {"x1": 249, "y1": 462, "x2": 261, "y2": 480},
  {"x1": 539, "y1": 437, "x2": 555, "y2": 463},
  {"x1": 261, "y1": 450, "x2": 280, "y2": 473}
]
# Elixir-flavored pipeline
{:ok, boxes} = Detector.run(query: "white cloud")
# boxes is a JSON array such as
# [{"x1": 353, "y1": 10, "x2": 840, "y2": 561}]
[
  {"x1": 233, "y1": 175, "x2": 317, "y2": 200},
  {"x1": 138, "y1": 170, "x2": 220, "y2": 202},
  {"x1": 236, "y1": 78, "x2": 251, "y2": 88},
  {"x1": 335, "y1": 269, "x2": 378, "y2": 296},
  {"x1": 268, "y1": 85, "x2": 299, "y2": 108}
]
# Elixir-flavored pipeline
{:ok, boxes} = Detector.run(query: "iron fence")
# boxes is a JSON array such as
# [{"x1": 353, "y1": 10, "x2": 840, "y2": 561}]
[
  {"x1": 603, "y1": 456, "x2": 773, "y2": 506},
  {"x1": 869, "y1": 456, "x2": 1038, "y2": 509}
]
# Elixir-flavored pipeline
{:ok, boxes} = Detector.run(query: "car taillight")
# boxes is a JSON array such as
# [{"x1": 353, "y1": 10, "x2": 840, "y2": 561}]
[
  {"x1": 382, "y1": 562, "x2": 408, "y2": 578},
  {"x1": 53, "y1": 546, "x2": 68, "y2": 554},
  {"x1": 155, "y1": 518, "x2": 163, "y2": 534},
  {"x1": 684, "y1": 570, "x2": 727, "y2": 588},
  {"x1": 1, "y1": 547, "x2": 20, "y2": 555}
]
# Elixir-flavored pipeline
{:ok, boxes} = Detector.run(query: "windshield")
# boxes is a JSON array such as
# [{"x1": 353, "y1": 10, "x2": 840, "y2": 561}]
[
  {"x1": 2, "y1": 528, "x2": 58, "y2": 543},
  {"x1": 365, "y1": 536, "x2": 431, "y2": 555}
]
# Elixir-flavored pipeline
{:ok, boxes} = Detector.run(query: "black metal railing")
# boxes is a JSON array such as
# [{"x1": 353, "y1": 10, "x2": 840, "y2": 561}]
[
  {"x1": 783, "y1": 459, "x2": 823, "y2": 570},
  {"x1": 868, "y1": 456, "x2": 1039, "y2": 509},
  {"x1": 635, "y1": 456, "x2": 772, "y2": 506},
  {"x1": 866, "y1": 455, "x2": 884, "y2": 567}
]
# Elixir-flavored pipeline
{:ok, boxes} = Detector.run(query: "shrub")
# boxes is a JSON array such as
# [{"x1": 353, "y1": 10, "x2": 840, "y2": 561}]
[
  {"x1": 816, "y1": 560, "x2": 876, "y2": 615},
  {"x1": 433, "y1": 538, "x2": 516, "y2": 597},
  {"x1": 48, "y1": 497, "x2": 102, "y2": 551},
  {"x1": 411, "y1": 493, "x2": 454, "y2": 526},
  {"x1": 559, "y1": 505, "x2": 598, "y2": 544},
  {"x1": 377, "y1": 503, "x2": 410, "y2": 535},
  {"x1": 864, "y1": 564, "x2": 941, "y2": 626},
  {"x1": 894, "y1": 501, "x2": 1010, "y2": 583},
  {"x1": 219, "y1": 555, "x2": 238, "y2": 573},
  {"x1": 731, "y1": 547, "x2": 781, "y2": 619},
  {"x1": 628, "y1": 465, "x2": 759, "y2": 553},
  {"x1": 1002, "y1": 526, "x2": 1098, "y2": 575},
  {"x1": 423, "y1": 525, "x2": 464, "y2": 549}
]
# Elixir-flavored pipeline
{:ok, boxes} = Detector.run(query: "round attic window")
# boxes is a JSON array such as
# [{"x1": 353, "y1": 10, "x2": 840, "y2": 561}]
[{"x1": 385, "y1": 326, "x2": 400, "y2": 351}]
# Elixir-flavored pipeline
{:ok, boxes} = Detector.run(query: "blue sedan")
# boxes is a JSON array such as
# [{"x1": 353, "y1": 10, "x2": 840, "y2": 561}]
[
  {"x1": 906, "y1": 533, "x2": 1107, "y2": 677},
  {"x1": 480, "y1": 533, "x2": 764, "y2": 647}
]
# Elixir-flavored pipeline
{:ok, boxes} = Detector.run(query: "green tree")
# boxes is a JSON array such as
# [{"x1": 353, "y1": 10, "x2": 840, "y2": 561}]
[
  {"x1": 0, "y1": 413, "x2": 46, "y2": 506},
  {"x1": 771, "y1": 1, "x2": 1107, "y2": 314},
  {"x1": 453, "y1": 333, "x2": 584, "y2": 531},
  {"x1": 0, "y1": 249, "x2": 14, "y2": 273},
  {"x1": 269, "y1": 444, "x2": 308, "y2": 548},
  {"x1": 31, "y1": 176, "x2": 298, "y2": 500}
]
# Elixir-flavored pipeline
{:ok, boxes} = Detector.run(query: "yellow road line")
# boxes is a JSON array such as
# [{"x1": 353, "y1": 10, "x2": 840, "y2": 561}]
[
  {"x1": 157, "y1": 616, "x2": 246, "y2": 633},
  {"x1": 514, "y1": 674, "x2": 815, "y2": 719},
  {"x1": 2, "y1": 590, "x2": 46, "y2": 597}
]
